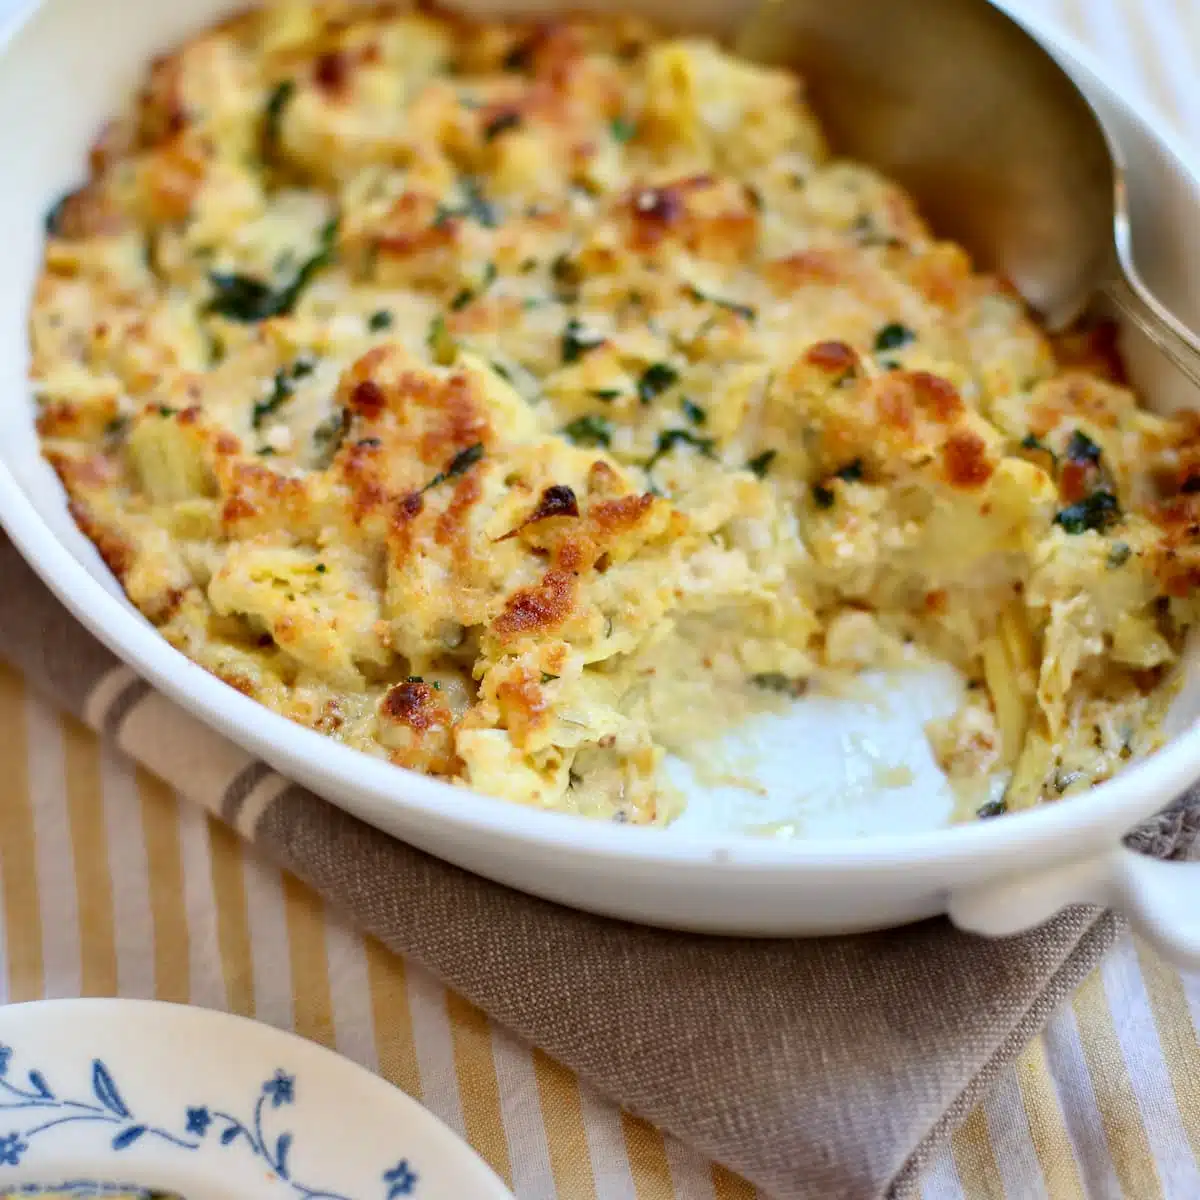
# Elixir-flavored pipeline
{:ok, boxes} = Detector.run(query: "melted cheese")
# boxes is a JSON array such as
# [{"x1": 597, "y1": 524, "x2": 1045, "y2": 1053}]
[{"x1": 32, "y1": 5, "x2": 1200, "y2": 825}]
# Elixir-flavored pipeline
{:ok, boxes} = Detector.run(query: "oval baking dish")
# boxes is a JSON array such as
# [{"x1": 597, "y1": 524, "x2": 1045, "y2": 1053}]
[{"x1": 0, "y1": 0, "x2": 1198, "y2": 963}]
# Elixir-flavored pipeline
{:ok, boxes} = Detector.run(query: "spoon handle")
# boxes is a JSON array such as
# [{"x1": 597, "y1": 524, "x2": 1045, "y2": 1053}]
[{"x1": 1104, "y1": 271, "x2": 1200, "y2": 392}]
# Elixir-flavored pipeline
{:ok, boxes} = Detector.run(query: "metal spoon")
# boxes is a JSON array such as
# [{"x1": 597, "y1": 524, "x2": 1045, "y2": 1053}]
[{"x1": 735, "y1": 0, "x2": 1200, "y2": 388}]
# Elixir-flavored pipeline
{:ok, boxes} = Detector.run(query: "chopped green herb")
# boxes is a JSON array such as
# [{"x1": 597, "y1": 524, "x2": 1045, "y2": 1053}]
[
  {"x1": 744, "y1": 184, "x2": 764, "y2": 212},
  {"x1": 449, "y1": 262, "x2": 497, "y2": 311},
  {"x1": 1065, "y1": 429, "x2": 1103, "y2": 465},
  {"x1": 427, "y1": 314, "x2": 457, "y2": 365},
  {"x1": 207, "y1": 218, "x2": 338, "y2": 322},
  {"x1": 1053, "y1": 769, "x2": 1085, "y2": 794},
  {"x1": 646, "y1": 428, "x2": 715, "y2": 469},
  {"x1": 315, "y1": 563, "x2": 327, "y2": 574},
  {"x1": 367, "y1": 309, "x2": 393, "y2": 332},
  {"x1": 609, "y1": 115, "x2": 637, "y2": 143},
  {"x1": 257, "y1": 446, "x2": 277, "y2": 456},
  {"x1": 356, "y1": 437, "x2": 381, "y2": 449},
  {"x1": 976, "y1": 798, "x2": 1008, "y2": 819},
  {"x1": 1054, "y1": 489, "x2": 1121, "y2": 535},
  {"x1": 551, "y1": 252, "x2": 581, "y2": 300},
  {"x1": 519, "y1": 257, "x2": 538, "y2": 273},
  {"x1": 591, "y1": 388, "x2": 622, "y2": 402},
  {"x1": 252, "y1": 368, "x2": 295, "y2": 429},
  {"x1": 834, "y1": 458, "x2": 864, "y2": 483},
  {"x1": 483, "y1": 110, "x2": 522, "y2": 140},
  {"x1": 1019, "y1": 433, "x2": 1057, "y2": 464},
  {"x1": 747, "y1": 449, "x2": 777, "y2": 478},
  {"x1": 562, "y1": 318, "x2": 605, "y2": 364},
  {"x1": 489, "y1": 360, "x2": 514, "y2": 382},
  {"x1": 751, "y1": 673, "x2": 806, "y2": 697},
  {"x1": 637, "y1": 362, "x2": 679, "y2": 405},
  {"x1": 812, "y1": 483, "x2": 835, "y2": 509},
  {"x1": 1107, "y1": 541, "x2": 1132, "y2": 568},
  {"x1": 434, "y1": 177, "x2": 498, "y2": 229},
  {"x1": 155, "y1": 405, "x2": 177, "y2": 418},
  {"x1": 423, "y1": 442, "x2": 485, "y2": 491},
  {"x1": 681, "y1": 398, "x2": 706, "y2": 425},
  {"x1": 541, "y1": 672, "x2": 559, "y2": 684},
  {"x1": 406, "y1": 675, "x2": 423, "y2": 683},
  {"x1": 685, "y1": 283, "x2": 756, "y2": 322},
  {"x1": 262, "y1": 79, "x2": 296, "y2": 160},
  {"x1": 104, "y1": 415, "x2": 130, "y2": 438},
  {"x1": 291, "y1": 355, "x2": 316, "y2": 378},
  {"x1": 311, "y1": 408, "x2": 350, "y2": 467},
  {"x1": 874, "y1": 322, "x2": 915, "y2": 352},
  {"x1": 853, "y1": 214, "x2": 905, "y2": 248},
  {"x1": 561, "y1": 414, "x2": 612, "y2": 448}
]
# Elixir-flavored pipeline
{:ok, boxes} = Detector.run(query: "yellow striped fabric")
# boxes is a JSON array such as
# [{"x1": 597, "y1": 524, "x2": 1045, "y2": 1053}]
[{"x1": 1, "y1": 3, "x2": 1199, "y2": 1197}]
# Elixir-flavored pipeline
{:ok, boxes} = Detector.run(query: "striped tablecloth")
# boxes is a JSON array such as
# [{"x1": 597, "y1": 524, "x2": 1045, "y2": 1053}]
[{"x1": 2, "y1": 1, "x2": 1199, "y2": 1197}]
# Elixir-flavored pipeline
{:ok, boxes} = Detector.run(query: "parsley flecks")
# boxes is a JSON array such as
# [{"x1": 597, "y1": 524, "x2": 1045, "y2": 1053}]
[
  {"x1": 207, "y1": 218, "x2": 338, "y2": 322},
  {"x1": 315, "y1": 563, "x2": 327, "y2": 574},
  {"x1": 562, "y1": 318, "x2": 605, "y2": 364},
  {"x1": 450, "y1": 261, "x2": 498, "y2": 311},
  {"x1": 609, "y1": 116, "x2": 637, "y2": 143},
  {"x1": 834, "y1": 458, "x2": 864, "y2": 483},
  {"x1": 591, "y1": 388, "x2": 622, "y2": 402},
  {"x1": 681, "y1": 398, "x2": 706, "y2": 425},
  {"x1": 751, "y1": 673, "x2": 806, "y2": 697},
  {"x1": 262, "y1": 79, "x2": 296, "y2": 160},
  {"x1": 368, "y1": 309, "x2": 393, "y2": 332},
  {"x1": 637, "y1": 362, "x2": 679, "y2": 405},
  {"x1": 1054, "y1": 490, "x2": 1121, "y2": 535},
  {"x1": 874, "y1": 322, "x2": 915, "y2": 352},
  {"x1": 646, "y1": 428, "x2": 715, "y2": 469},
  {"x1": 541, "y1": 672, "x2": 559, "y2": 684},
  {"x1": 1065, "y1": 429, "x2": 1103, "y2": 465},
  {"x1": 747, "y1": 449, "x2": 777, "y2": 478},
  {"x1": 435, "y1": 177, "x2": 497, "y2": 229},
  {"x1": 427, "y1": 314, "x2": 457, "y2": 365},
  {"x1": 685, "y1": 283, "x2": 757, "y2": 322},
  {"x1": 976, "y1": 798, "x2": 1008, "y2": 819},
  {"x1": 812, "y1": 483, "x2": 835, "y2": 509},
  {"x1": 252, "y1": 369, "x2": 294, "y2": 429},
  {"x1": 1107, "y1": 541, "x2": 1133, "y2": 568},
  {"x1": 104, "y1": 415, "x2": 130, "y2": 439},
  {"x1": 311, "y1": 408, "x2": 350, "y2": 467},
  {"x1": 423, "y1": 442, "x2": 485, "y2": 491},
  {"x1": 1020, "y1": 432, "x2": 1056, "y2": 462},
  {"x1": 483, "y1": 110, "x2": 522, "y2": 141},
  {"x1": 561, "y1": 414, "x2": 612, "y2": 448}
]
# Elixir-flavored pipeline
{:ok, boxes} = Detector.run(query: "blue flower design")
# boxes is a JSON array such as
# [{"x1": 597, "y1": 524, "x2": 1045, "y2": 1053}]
[
  {"x1": 185, "y1": 1106, "x2": 211, "y2": 1136},
  {"x1": 0, "y1": 1045, "x2": 10, "y2": 1078},
  {"x1": 0, "y1": 1131, "x2": 27, "y2": 1166},
  {"x1": 384, "y1": 1159, "x2": 419, "y2": 1197},
  {"x1": 263, "y1": 1069, "x2": 295, "y2": 1109}
]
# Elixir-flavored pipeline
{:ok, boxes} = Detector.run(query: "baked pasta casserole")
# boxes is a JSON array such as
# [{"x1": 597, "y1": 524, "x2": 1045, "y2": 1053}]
[{"x1": 32, "y1": 1, "x2": 1200, "y2": 825}]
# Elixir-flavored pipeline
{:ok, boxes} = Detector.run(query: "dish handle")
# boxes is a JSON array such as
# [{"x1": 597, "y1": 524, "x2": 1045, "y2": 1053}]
[{"x1": 947, "y1": 847, "x2": 1200, "y2": 969}]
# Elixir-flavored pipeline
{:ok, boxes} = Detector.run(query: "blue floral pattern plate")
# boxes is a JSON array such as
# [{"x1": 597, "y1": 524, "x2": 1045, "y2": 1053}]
[{"x1": 0, "y1": 1000, "x2": 511, "y2": 1200}]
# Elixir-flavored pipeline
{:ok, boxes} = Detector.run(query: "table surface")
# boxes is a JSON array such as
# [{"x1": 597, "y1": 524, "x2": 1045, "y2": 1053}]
[{"x1": 1, "y1": 1, "x2": 1199, "y2": 1197}]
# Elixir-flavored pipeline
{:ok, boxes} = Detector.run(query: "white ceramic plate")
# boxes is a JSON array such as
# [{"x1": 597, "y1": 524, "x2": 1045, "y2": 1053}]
[
  {"x1": 0, "y1": 0, "x2": 1198, "y2": 958},
  {"x1": 0, "y1": 1000, "x2": 510, "y2": 1200}
]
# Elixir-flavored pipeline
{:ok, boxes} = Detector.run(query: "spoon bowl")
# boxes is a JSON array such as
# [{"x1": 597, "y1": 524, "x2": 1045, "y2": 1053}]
[{"x1": 736, "y1": 0, "x2": 1200, "y2": 383}]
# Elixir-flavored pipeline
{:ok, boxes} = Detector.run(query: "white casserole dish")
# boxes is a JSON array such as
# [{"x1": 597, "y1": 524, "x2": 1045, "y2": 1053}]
[{"x1": 1, "y1": 0, "x2": 1199, "y2": 963}]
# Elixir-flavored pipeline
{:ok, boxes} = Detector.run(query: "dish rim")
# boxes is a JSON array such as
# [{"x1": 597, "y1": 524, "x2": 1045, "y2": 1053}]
[{"x1": 1, "y1": 0, "x2": 1198, "y2": 871}]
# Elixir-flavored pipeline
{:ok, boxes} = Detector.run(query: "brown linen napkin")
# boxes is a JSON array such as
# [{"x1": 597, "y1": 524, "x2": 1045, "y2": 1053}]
[{"x1": 1, "y1": 535, "x2": 1197, "y2": 1200}]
